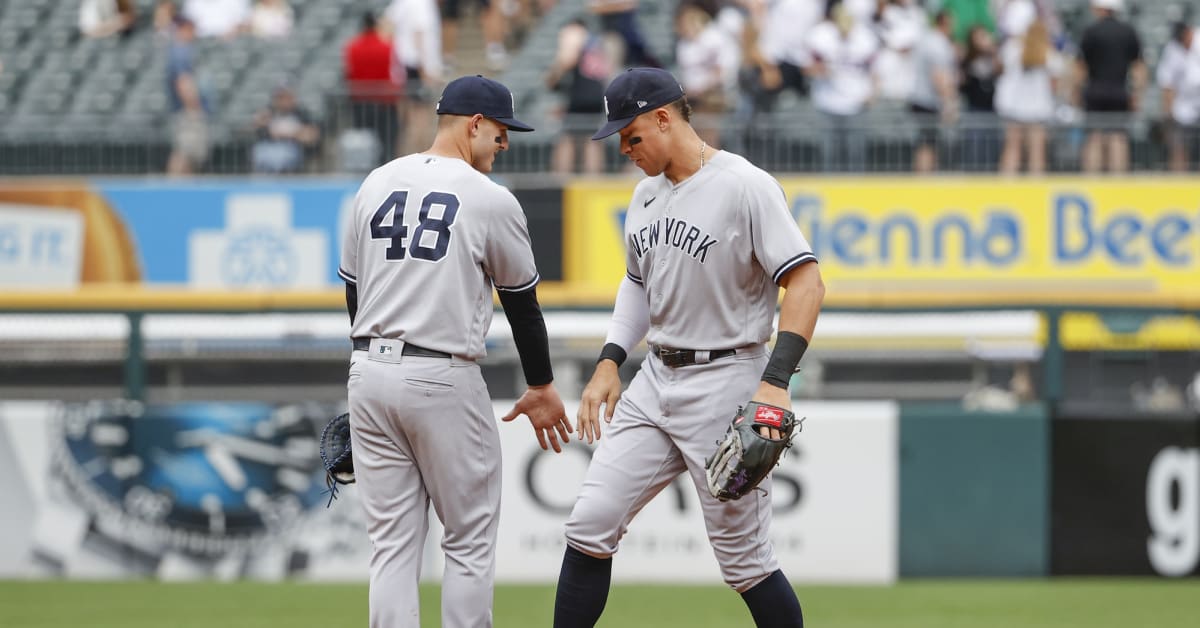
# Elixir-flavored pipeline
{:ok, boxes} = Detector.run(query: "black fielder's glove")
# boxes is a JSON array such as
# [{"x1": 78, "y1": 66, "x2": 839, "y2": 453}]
[
  {"x1": 319, "y1": 412, "x2": 355, "y2": 506},
  {"x1": 704, "y1": 401, "x2": 800, "y2": 501}
]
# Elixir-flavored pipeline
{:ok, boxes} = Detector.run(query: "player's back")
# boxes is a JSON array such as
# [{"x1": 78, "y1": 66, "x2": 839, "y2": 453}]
[{"x1": 342, "y1": 153, "x2": 537, "y2": 359}]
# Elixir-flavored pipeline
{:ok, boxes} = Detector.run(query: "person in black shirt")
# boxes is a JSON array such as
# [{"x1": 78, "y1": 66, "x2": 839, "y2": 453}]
[
  {"x1": 545, "y1": 17, "x2": 615, "y2": 173},
  {"x1": 960, "y1": 24, "x2": 1000, "y2": 170},
  {"x1": 1076, "y1": 0, "x2": 1145, "y2": 173}
]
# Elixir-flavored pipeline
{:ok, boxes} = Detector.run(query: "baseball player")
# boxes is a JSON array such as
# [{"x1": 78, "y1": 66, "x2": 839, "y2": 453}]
[
  {"x1": 553, "y1": 68, "x2": 825, "y2": 628},
  {"x1": 339, "y1": 75, "x2": 573, "y2": 628}
]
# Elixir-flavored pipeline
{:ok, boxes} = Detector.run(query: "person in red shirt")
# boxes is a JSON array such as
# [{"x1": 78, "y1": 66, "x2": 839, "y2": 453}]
[{"x1": 344, "y1": 12, "x2": 402, "y2": 163}]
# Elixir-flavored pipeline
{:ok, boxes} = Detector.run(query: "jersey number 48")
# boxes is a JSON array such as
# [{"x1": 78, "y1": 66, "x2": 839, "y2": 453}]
[{"x1": 370, "y1": 190, "x2": 461, "y2": 262}]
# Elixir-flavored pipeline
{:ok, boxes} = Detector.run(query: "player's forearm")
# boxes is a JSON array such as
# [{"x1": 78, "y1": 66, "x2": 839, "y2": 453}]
[
  {"x1": 498, "y1": 287, "x2": 555, "y2": 386},
  {"x1": 762, "y1": 262, "x2": 824, "y2": 389},
  {"x1": 776, "y1": 262, "x2": 824, "y2": 341},
  {"x1": 599, "y1": 277, "x2": 651, "y2": 365}
]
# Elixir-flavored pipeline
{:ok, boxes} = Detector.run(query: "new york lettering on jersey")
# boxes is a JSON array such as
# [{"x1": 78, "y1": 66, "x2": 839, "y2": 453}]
[{"x1": 628, "y1": 216, "x2": 720, "y2": 262}]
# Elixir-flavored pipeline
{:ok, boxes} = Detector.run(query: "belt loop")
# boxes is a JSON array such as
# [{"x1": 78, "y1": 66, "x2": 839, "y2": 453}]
[{"x1": 694, "y1": 350, "x2": 711, "y2": 364}]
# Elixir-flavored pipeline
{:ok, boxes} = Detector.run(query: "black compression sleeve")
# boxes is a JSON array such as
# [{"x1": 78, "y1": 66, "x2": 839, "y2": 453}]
[
  {"x1": 761, "y1": 331, "x2": 808, "y2": 389},
  {"x1": 345, "y1": 282, "x2": 358, "y2": 325},
  {"x1": 498, "y1": 287, "x2": 555, "y2": 386}
]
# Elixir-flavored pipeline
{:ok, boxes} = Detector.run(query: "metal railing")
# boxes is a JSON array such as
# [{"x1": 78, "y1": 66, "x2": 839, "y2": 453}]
[{"x1": 0, "y1": 92, "x2": 1186, "y2": 176}]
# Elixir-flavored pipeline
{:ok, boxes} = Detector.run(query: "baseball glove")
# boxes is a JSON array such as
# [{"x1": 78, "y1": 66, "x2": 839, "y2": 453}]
[
  {"x1": 319, "y1": 412, "x2": 355, "y2": 506},
  {"x1": 704, "y1": 402, "x2": 800, "y2": 501}
]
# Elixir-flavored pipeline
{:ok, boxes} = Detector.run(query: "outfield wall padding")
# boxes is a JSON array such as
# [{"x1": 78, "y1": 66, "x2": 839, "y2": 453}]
[{"x1": 899, "y1": 402, "x2": 1050, "y2": 576}]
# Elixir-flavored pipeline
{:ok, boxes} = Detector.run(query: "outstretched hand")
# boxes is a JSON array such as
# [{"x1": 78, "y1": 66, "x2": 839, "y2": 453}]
[
  {"x1": 577, "y1": 360, "x2": 623, "y2": 444},
  {"x1": 502, "y1": 384, "x2": 572, "y2": 452}
]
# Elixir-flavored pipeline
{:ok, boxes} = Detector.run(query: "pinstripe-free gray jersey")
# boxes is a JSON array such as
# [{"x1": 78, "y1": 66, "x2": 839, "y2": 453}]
[
  {"x1": 623, "y1": 150, "x2": 816, "y2": 349},
  {"x1": 339, "y1": 154, "x2": 539, "y2": 359}
]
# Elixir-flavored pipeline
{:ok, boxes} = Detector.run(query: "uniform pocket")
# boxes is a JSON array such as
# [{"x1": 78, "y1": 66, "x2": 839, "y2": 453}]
[{"x1": 403, "y1": 377, "x2": 455, "y2": 392}]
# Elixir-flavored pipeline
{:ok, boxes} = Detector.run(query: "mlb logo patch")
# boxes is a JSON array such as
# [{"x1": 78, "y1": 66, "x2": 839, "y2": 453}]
[{"x1": 755, "y1": 405, "x2": 783, "y2": 428}]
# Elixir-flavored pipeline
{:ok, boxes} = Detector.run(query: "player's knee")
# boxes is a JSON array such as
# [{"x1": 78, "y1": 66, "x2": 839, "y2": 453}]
[
  {"x1": 564, "y1": 505, "x2": 621, "y2": 557},
  {"x1": 722, "y1": 568, "x2": 774, "y2": 593}
]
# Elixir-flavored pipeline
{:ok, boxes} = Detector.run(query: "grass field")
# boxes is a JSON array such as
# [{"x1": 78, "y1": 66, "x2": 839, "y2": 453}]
[{"x1": 2, "y1": 579, "x2": 1199, "y2": 627}]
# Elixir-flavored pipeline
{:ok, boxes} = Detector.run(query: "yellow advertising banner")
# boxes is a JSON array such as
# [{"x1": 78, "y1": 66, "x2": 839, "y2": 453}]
[{"x1": 563, "y1": 177, "x2": 1200, "y2": 309}]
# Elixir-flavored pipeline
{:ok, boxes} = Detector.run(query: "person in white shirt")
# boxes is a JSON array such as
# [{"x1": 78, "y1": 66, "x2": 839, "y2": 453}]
[
  {"x1": 676, "y1": 3, "x2": 739, "y2": 149},
  {"x1": 907, "y1": 9, "x2": 959, "y2": 173},
  {"x1": 385, "y1": 0, "x2": 443, "y2": 156},
  {"x1": 805, "y1": 1, "x2": 879, "y2": 172},
  {"x1": 748, "y1": 0, "x2": 823, "y2": 113},
  {"x1": 249, "y1": 0, "x2": 293, "y2": 40},
  {"x1": 995, "y1": 19, "x2": 1062, "y2": 174},
  {"x1": 872, "y1": 0, "x2": 927, "y2": 102},
  {"x1": 79, "y1": 0, "x2": 136, "y2": 39},
  {"x1": 183, "y1": 0, "x2": 250, "y2": 39},
  {"x1": 1158, "y1": 22, "x2": 1197, "y2": 172}
]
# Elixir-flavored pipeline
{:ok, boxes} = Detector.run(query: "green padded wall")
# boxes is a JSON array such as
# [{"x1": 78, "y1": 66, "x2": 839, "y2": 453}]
[{"x1": 900, "y1": 402, "x2": 1050, "y2": 576}]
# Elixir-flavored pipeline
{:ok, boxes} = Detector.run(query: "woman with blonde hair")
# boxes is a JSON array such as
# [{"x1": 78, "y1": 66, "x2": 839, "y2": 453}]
[{"x1": 994, "y1": 20, "x2": 1062, "y2": 174}]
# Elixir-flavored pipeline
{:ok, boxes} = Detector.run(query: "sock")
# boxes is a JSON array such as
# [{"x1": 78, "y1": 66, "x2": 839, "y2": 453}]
[
  {"x1": 553, "y1": 545, "x2": 613, "y2": 628},
  {"x1": 740, "y1": 569, "x2": 804, "y2": 628}
]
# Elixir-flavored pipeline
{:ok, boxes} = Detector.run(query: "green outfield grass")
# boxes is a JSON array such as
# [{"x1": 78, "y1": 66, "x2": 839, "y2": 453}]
[{"x1": 1, "y1": 579, "x2": 1198, "y2": 627}]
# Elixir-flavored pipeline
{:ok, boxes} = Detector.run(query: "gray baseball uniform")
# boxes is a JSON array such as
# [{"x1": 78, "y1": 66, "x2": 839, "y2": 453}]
[
  {"x1": 339, "y1": 153, "x2": 539, "y2": 628},
  {"x1": 564, "y1": 150, "x2": 816, "y2": 591}
]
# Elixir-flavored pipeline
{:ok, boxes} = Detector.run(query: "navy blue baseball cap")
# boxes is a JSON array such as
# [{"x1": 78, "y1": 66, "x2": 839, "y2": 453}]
[
  {"x1": 436, "y1": 75, "x2": 534, "y2": 132},
  {"x1": 592, "y1": 68, "x2": 685, "y2": 140}
]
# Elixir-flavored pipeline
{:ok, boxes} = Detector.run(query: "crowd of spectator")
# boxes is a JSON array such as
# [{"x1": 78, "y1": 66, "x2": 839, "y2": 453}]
[
  {"x1": 643, "y1": 0, "x2": 1173, "y2": 175},
  {"x1": 60, "y1": 0, "x2": 1196, "y2": 175}
]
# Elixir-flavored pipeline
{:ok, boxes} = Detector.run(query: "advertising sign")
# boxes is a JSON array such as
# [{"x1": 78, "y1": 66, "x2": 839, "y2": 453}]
[
  {"x1": 0, "y1": 203, "x2": 84, "y2": 289},
  {"x1": 494, "y1": 400, "x2": 898, "y2": 584},
  {"x1": 1051, "y1": 411, "x2": 1200, "y2": 576},
  {"x1": 0, "y1": 399, "x2": 898, "y2": 584},
  {"x1": 563, "y1": 178, "x2": 1200, "y2": 307}
]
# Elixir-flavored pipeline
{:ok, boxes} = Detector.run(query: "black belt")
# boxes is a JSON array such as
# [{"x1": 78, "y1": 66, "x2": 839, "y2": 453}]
[
  {"x1": 352, "y1": 338, "x2": 452, "y2": 359},
  {"x1": 651, "y1": 346, "x2": 737, "y2": 368}
]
